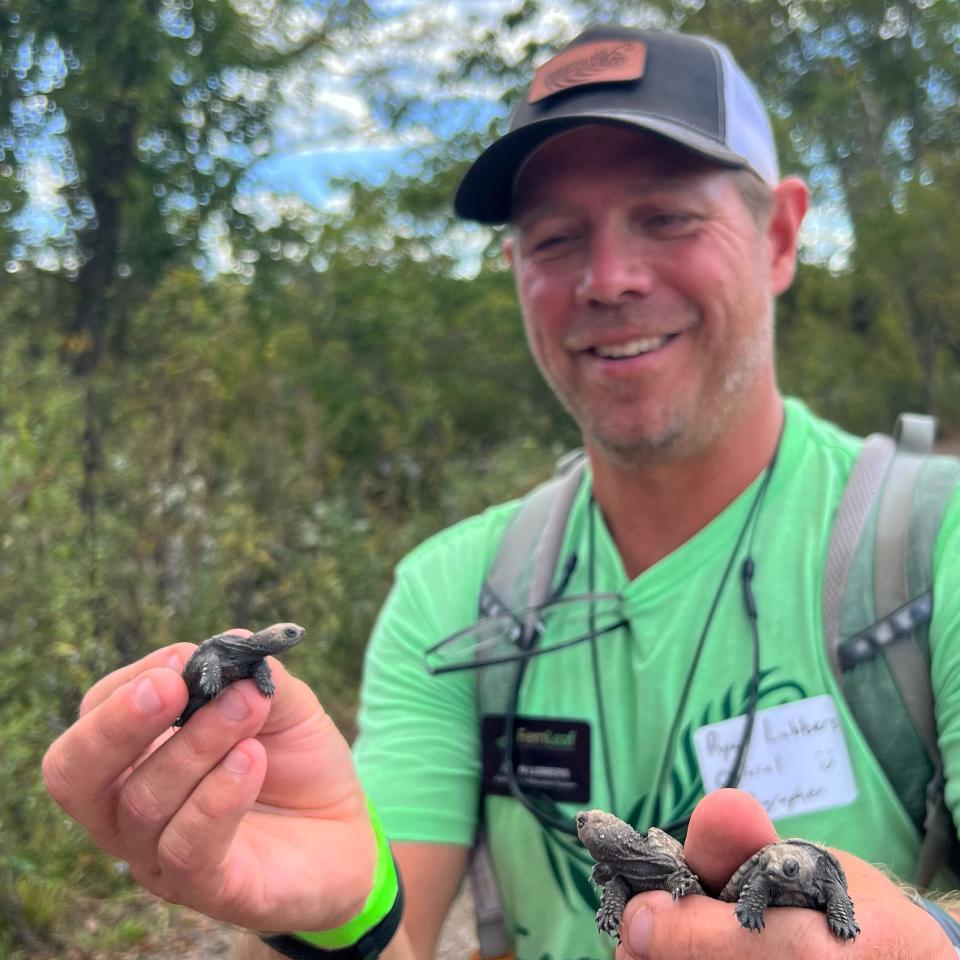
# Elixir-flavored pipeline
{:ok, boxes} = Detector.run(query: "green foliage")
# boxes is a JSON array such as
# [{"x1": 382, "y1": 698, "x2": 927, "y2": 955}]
[
  {"x1": 777, "y1": 261, "x2": 917, "y2": 434},
  {"x1": 0, "y1": 245, "x2": 570, "y2": 952},
  {"x1": 0, "y1": 0, "x2": 368, "y2": 268}
]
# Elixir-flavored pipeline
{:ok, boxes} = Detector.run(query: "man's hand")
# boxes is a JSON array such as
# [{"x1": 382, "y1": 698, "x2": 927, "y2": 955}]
[
  {"x1": 42, "y1": 638, "x2": 375, "y2": 933},
  {"x1": 616, "y1": 789, "x2": 956, "y2": 960}
]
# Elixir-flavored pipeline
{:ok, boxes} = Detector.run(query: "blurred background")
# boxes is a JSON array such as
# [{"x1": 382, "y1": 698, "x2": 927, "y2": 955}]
[{"x1": 1, "y1": 0, "x2": 959, "y2": 955}]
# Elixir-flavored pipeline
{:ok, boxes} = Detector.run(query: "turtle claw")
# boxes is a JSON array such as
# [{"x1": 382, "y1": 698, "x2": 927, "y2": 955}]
[
  {"x1": 670, "y1": 873, "x2": 701, "y2": 899},
  {"x1": 735, "y1": 905, "x2": 765, "y2": 932},
  {"x1": 829, "y1": 917, "x2": 860, "y2": 941},
  {"x1": 595, "y1": 906, "x2": 621, "y2": 939}
]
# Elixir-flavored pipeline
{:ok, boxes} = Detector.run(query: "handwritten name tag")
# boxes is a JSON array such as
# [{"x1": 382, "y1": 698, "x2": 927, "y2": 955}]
[{"x1": 693, "y1": 695, "x2": 857, "y2": 819}]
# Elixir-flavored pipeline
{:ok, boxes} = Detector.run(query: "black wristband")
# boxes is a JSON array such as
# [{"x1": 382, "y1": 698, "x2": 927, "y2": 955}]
[{"x1": 260, "y1": 870, "x2": 404, "y2": 960}]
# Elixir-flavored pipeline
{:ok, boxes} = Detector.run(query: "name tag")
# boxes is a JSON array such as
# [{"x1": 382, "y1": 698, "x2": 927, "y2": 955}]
[
  {"x1": 693, "y1": 695, "x2": 857, "y2": 819},
  {"x1": 481, "y1": 715, "x2": 591, "y2": 803}
]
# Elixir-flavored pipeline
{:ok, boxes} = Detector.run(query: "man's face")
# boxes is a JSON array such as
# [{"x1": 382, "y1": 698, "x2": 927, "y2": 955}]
[{"x1": 505, "y1": 125, "x2": 800, "y2": 465}]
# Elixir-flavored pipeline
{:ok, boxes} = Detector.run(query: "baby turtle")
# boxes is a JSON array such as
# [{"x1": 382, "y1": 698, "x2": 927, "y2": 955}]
[
  {"x1": 175, "y1": 622, "x2": 305, "y2": 726},
  {"x1": 576, "y1": 809, "x2": 704, "y2": 938},
  {"x1": 720, "y1": 838, "x2": 859, "y2": 941}
]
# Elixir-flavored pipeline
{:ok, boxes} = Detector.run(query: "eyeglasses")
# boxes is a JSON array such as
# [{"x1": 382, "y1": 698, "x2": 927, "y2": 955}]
[
  {"x1": 424, "y1": 592, "x2": 630, "y2": 675},
  {"x1": 424, "y1": 587, "x2": 629, "y2": 836}
]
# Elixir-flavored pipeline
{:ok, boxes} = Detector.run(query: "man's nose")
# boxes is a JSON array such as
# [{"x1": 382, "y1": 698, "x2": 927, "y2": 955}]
[{"x1": 574, "y1": 228, "x2": 654, "y2": 306}]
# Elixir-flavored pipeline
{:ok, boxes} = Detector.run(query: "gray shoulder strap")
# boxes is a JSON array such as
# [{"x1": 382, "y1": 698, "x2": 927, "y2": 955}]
[
  {"x1": 468, "y1": 837, "x2": 513, "y2": 960},
  {"x1": 873, "y1": 413, "x2": 940, "y2": 766},
  {"x1": 822, "y1": 432, "x2": 895, "y2": 675},
  {"x1": 477, "y1": 454, "x2": 587, "y2": 715},
  {"x1": 878, "y1": 416, "x2": 960, "y2": 888},
  {"x1": 483, "y1": 454, "x2": 587, "y2": 622},
  {"x1": 826, "y1": 414, "x2": 959, "y2": 888},
  {"x1": 825, "y1": 415, "x2": 942, "y2": 760},
  {"x1": 471, "y1": 453, "x2": 587, "y2": 960}
]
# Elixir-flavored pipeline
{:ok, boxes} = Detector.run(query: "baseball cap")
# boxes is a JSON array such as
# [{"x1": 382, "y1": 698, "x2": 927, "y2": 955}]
[{"x1": 454, "y1": 25, "x2": 779, "y2": 224}]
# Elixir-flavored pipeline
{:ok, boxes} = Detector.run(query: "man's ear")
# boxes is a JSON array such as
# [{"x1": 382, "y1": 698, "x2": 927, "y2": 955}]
[
  {"x1": 767, "y1": 177, "x2": 809, "y2": 295},
  {"x1": 502, "y1": 234, "x2": 515, "y2": 270}
]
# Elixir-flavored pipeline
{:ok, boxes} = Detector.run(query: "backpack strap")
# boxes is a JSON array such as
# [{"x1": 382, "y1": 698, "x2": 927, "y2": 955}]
[
  {"x1": 822, "y1": 432, "x2": 895, "y2": 674},
  {"x1": 467, "y1": 838, "x2": 513, "y2": 960},
  {"x1": 475, "y1": 454, "x2": 587, "y2": 720},
  {"x1": 470, "y1": 454, "x2": 587, "y2": 960},
  {"x1": 825, "y1": 413, "x2": 960, "y2": 888},
  {"x1": 874, "y1": 414, "x2": 941, "y2": 765},
  {"x1": 481, "y1": 454, "x2": 588, "y2": 620}
]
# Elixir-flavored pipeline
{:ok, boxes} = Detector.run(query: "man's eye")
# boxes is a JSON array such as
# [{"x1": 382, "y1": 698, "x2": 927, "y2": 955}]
[
  {"x1": 646, "y1": 212, "x2": 696, "y2": 232},
  {"x1": 532, "y1": 233, "x2": 578, "y2": 254}
]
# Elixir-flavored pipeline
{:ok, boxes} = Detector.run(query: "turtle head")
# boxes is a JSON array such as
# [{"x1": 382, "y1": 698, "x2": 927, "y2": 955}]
[
  {"x1": 251, "y1": 622, "x2": 305, "y2": 653},
  {"x1": 760, "y1": 843, "x2": 817, "y2": 889},
  {"x1": 218, "y1": 622, "x2": 305, "y2": 656},
  {"x1": 576, "y1": 809, "x2": 630, "y2": 855}
]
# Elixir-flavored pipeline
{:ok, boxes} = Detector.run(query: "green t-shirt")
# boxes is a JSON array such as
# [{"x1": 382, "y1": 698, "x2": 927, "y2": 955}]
[{"x1": 353, "y1": 399, "x2": 960, "y2": 960}]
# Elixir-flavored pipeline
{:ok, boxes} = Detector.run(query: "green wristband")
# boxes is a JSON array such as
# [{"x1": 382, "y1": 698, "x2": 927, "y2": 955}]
[{"x1": 293, "y1": 800, "x2": 399, "y2": 950}]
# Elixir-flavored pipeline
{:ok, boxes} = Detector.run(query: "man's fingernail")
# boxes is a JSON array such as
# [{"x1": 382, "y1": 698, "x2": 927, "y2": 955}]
[
  {"x1": 223, "y1": 746, "x2": 253, "y2": 775},
  {"x1": 626, "y1": 906, "x2": 653, "y2": 957},
  {"x1": 216, "y1": 685, "x2": 250, "y2": 721},
  {"x1": 133, "y1": 677, "x2": 163, "y2": 714}
]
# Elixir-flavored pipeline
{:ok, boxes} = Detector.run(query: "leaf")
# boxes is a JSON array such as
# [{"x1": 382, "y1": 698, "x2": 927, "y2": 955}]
[
  {"x1": 647, "y1": 792, "x2": 662, "y2": 831},
  {"x1": 541, "y1": 833, "x2": 573, "y2": 909},
  {"x1": 626, "y1": 794, "x2": 647, "y2": 828},
  {"x1": 757, "y1": 679, "x2": 809, "y2": 702},
  {"x1": 680, "y1": 725, "x2": 700, "y2": 783},
  {"x1": 721, "y1": 685, "x2": 735, "y2": 719},
  {"x1": 568, "y1": 858, "x2": 600, "y2": 914},
  {"x1": 669, "y1": 768, "x2": 684, "y2": 813}
]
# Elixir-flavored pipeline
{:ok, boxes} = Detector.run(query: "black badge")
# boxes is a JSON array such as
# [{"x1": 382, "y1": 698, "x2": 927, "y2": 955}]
[{"x1": 481, "y1": 715, "x2": 591, "y2": 803}]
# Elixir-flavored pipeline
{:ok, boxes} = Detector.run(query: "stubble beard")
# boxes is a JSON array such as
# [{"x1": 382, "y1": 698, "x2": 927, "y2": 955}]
[{"x1": 544, "y1": 315, "x2": 776, "y2": 470}]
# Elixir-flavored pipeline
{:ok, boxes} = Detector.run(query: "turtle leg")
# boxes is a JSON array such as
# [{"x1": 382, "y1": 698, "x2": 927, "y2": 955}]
[
  {"x1": 251, "y1": 658, "x2": 275, "y2": 697},
  {"x1": 595, "y1": 875, "x2": 631, "y2": 939},
  {"x1": 591, "y1": 862, "x2": 615, "y2": 885},
  {"x1": 175, "y1": 656, "x2": 222, "y2": 727},
  {"x1": 734, "y1": 876, "x2": 770, "y2": 932},
  {"x1": 197, "y1": 656, "x2": 223, "y2": 698},
  {"x1": 667, "y1": 866, "x2": 704, "y2": 899},
  {"x1": 824, "y1": 886, "x2": 860, "y2": 941}
]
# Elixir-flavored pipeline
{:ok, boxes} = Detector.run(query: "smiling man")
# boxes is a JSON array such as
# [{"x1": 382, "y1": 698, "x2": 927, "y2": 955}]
[
  {"x1": 44, "y1": 23, "x2": 960, "y2": 960},
  {"x1": 498, "y1": 122, "x2": 805, "y2": 573},
  {"x1": 506, "y1": 130, "x2": 786, "y2": 459}
]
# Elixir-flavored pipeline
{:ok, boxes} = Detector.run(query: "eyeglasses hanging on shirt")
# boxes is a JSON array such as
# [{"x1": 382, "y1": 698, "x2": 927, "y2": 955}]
[{"x1": 424, "y1": 590, "x2": 629, "y2": 674}]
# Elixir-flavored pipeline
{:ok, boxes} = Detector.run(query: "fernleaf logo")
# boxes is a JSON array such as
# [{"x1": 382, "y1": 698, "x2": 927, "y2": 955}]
[{"x1": 528, "y1": 41, "x2": 646, "y2": 104}]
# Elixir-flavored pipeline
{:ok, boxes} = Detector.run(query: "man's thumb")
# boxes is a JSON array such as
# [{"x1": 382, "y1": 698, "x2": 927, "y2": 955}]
[{"x1": 682, "y1": 788, "x2": 778, "y2": 893}]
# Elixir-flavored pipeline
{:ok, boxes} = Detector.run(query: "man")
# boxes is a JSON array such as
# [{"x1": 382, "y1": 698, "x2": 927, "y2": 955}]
[{"x1": 43, "y1": 24, "x2": 960, "y2": 960}]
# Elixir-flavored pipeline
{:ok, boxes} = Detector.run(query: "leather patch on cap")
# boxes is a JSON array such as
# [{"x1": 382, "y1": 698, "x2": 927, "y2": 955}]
[{"x1": 528, "y1": 40, "x2": 646, "y2": 104}]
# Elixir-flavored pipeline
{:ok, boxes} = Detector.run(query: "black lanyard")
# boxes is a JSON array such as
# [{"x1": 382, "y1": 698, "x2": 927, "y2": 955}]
[{"x1": 502, "y1": 430, "x2": 782, "y2": 839}]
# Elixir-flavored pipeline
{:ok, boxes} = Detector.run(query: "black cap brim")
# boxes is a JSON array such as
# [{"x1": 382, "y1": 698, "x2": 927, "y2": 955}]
[{"x1": 453, "y1": 114, "x2": 752, "y2": 225}]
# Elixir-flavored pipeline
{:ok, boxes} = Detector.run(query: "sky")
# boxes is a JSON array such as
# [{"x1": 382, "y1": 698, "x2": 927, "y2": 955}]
[
  {"x1": 3, "y1": 0, "x2": 853, "y2": 276},
  {"x1": 243, "y1": 0, "x2": 571, "y2": 204},
  {"x1": 247, "y1": 1, "x2": 850, "y2": 272},
  {"x1": 240, "y1": 0, "x2": 852, "y2": 271}
]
